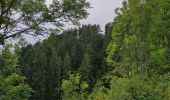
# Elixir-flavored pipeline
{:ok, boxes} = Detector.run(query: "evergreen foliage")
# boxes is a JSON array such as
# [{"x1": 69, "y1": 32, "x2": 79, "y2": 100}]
[
  {"x1": 19, "y1": 24, "x2": 106, "y2": 99},
  {"x1": 1, "y1": 0, "x2": 170, "y2": 99}
]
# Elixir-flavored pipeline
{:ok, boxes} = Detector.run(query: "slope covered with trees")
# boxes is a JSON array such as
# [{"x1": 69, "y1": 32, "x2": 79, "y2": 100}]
[
  {"x1": 1, "y1": 0, "x2": 170, "y2": 100},
  {"x1": 90, "y1": 0, "x2": 170, "y2": 99},
  {"x1": 19, "y1": 24, "x2": 112, "y2": 100},
  {"x1": 61, "y1": 0, "x2": 170, "y2": 99}
]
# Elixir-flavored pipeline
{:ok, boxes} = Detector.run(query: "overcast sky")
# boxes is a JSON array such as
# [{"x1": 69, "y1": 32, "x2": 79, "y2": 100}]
[{"x1": 80, "y1": 0, "x2": 122, "y2": 30}]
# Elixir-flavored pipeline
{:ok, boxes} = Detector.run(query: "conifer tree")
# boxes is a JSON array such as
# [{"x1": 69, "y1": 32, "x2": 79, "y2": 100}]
[{"x1": 63, "y1": 52, "x2": 72, "y2": 79}]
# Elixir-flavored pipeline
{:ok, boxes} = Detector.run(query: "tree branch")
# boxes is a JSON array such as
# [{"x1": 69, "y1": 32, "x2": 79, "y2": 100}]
[{"x1": 1, "y1": 0, "x2": 16, "y2": 16}]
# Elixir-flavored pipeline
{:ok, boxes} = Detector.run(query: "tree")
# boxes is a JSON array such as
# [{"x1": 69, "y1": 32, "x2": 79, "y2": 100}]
[
  {"x1": 102, "y1": 0, "x2": 170, "y2": 99},
  {"x1": 49, "y1": 52, "x2": 62, "y2": 99},
  {"x1": 19, "y1": 24, "x2": 107, "y2": 99},
  {"x1": 0, "y1": 0, "x2": 90, "y2": 45},
  {"x1": 0, "y1": 44, "x2": 32, "y2": 100},
  {"x1": 80, "y1": 44, "x2": 94, "y2": 89},
  {"x1": 63, "y1": 52, "x2": 72, "y2": 79},
  {"x1": 61, "y1": 73, "x2": 88, "y2": 100},
  {"x1": 0, "y1": 73, "x2": 32, "y2": 100},
  {"x1": 0, "y1": 44, "x2": 19, "y2": 76},
  {"x1": 103, "y1": 22, "x2": 113, "y2": 50}
]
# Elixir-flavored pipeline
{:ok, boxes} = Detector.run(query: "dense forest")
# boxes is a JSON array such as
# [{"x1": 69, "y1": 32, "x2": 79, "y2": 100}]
[{"x1": 0, "y1": 0, "x2": 170, "y2": 100}]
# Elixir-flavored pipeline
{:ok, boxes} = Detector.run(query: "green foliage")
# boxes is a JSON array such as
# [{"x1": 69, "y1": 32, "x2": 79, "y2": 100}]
[
  {"x1": 107, "y1": 0, "x2": 170, "y2": 77},
  {"x1": 2, "y1": 0, "x2": 170, "y2": 99},
  {"x1": 0, "y1": 0, "x2": 90, "y2": 45},
  {"x1": 63, "y1": 52, "x2": 72, "y2": 78},
  {"x1": 90, "y1": 74, "x2": 170, "y2": 100},
  {"x1": 61, "y1": 73, "x2": 88, "y2": 100},
  {"x1": 19, "y1": 24, "x2": 106, "y2": 99},
  {"x1": 0, "y1": 44, "x2": 32, "y2": 100},
  {"x1": 89, "y1": 86, "x2": 109, "y2": 100},
  {"x1": 80, "y1": 44, "x2": 94, "y2": 86},
  {"x1": 107, "y1": 76, "x2": 169, "y2": 100},
  {"x1": 104, "y1": 0, "x2": 170, "y2": 99},
  {"x1": 0, "y1": 73, "x2": 32, "y2": 100},
  {"x1": 0, "y1": 44, "x2": 19, "y2": 76}
]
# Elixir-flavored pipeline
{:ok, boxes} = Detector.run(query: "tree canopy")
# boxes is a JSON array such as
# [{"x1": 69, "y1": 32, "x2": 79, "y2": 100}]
[
  {"x1": 0, "y1": 0, "x2": 90, "y2": 45},
  {"x1": 1, "y1": 0, "x2": 170, "y2": 100}
]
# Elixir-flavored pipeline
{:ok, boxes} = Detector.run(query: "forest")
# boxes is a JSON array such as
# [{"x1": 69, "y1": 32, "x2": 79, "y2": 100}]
[{"x1": 0, "y1": 0, "x2": 170, "y2": 100}]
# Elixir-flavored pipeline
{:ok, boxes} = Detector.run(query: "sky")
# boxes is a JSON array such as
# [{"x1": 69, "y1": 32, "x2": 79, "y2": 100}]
[
  {"x1": 80, "y1": 0, "x2": 122, "y2": 30},
  {"x1": 26, "y1": 0, "x2": 123, "y2": 43}
]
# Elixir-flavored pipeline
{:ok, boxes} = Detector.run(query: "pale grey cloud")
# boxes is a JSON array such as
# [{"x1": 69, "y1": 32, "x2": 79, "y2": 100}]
[{"x1": 81, "y1": 0, "x2": 122, "y2": 30}]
